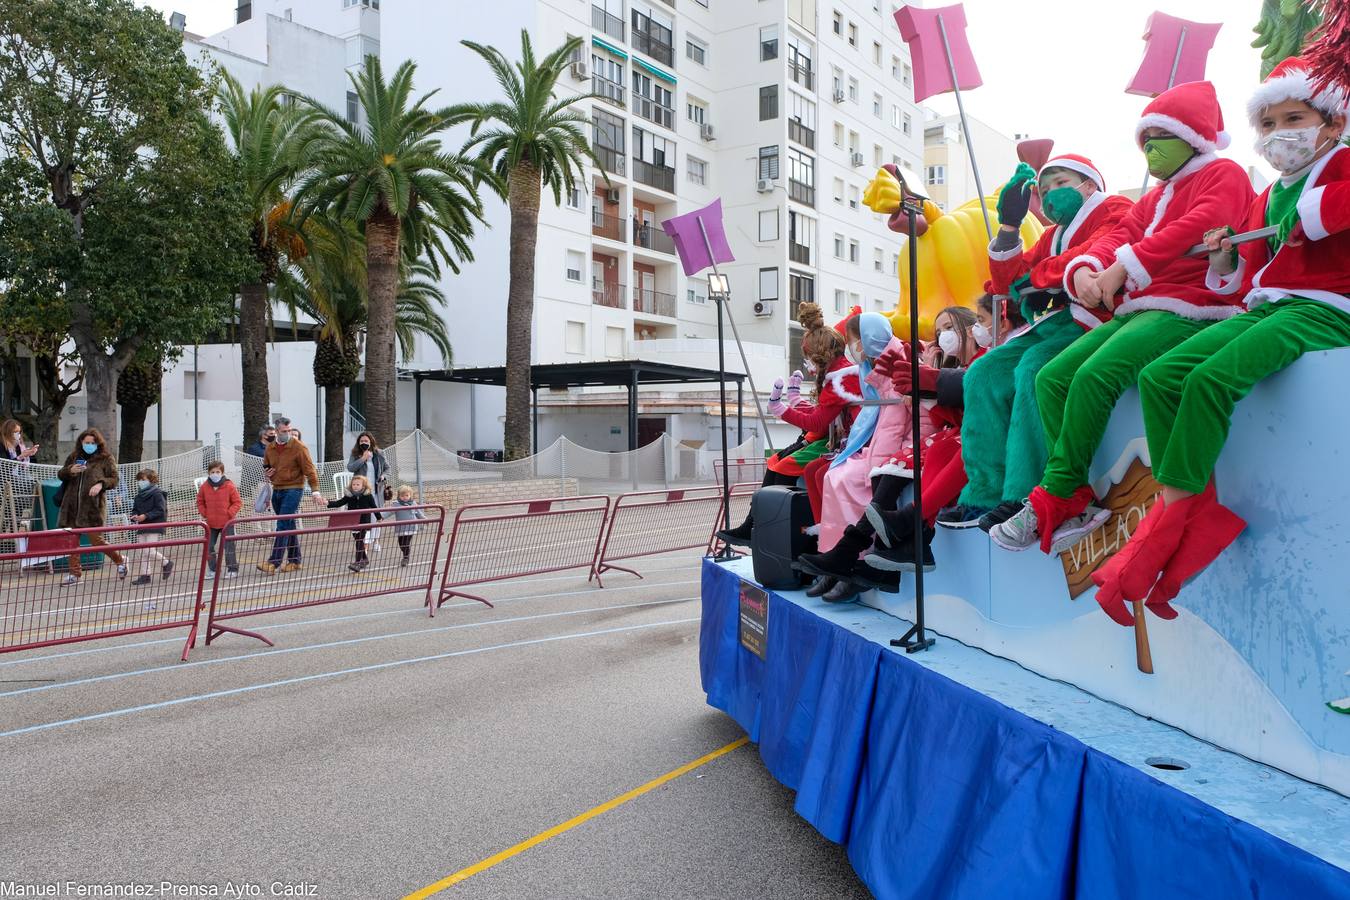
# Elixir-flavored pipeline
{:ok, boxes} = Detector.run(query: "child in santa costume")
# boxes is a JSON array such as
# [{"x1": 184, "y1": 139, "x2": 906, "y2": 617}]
[
  {"x1": 949, "y1": 155, "x2": 1135, "y2": 533},
  {"x1": 1092, "y1": 57, "x2": 1350, "y2": 625},
  {"x1": 990, "y1": 80, "x2": 1255, "y2": 556},
  {"x1": 717, "y1": 302, "x2": 861, "y2": 547}
]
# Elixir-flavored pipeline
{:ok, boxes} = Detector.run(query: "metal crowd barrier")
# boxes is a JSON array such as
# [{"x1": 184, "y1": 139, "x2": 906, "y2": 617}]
[{"x1": 596, "y1": 485, "x2": 756, "y2": 580}]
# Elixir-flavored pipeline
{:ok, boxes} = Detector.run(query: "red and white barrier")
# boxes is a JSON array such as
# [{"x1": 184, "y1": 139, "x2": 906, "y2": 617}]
[{"x1": 596, "y1": 484, "x2": 756, "y2": 580}]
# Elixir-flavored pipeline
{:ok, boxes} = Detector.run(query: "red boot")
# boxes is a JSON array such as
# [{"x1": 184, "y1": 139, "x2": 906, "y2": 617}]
[
  {"x1": 1028, "y1": 485, "x2": 1095, "y2": 554},
  {"x1": 1091, "y1": 496, "x2": 1167, "y2": 627},
  {"x1": 1117, "y1": 481, "x2": 1217, "y2": 602},
  {"x1": 1144, "y1": 503, "x2": 1246, "y2": 620}
]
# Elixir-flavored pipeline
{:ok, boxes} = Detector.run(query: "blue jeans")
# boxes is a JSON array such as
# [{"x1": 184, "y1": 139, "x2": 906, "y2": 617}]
[{"x1": 267, "y1": 488, "x2": 304, "y2": 565}]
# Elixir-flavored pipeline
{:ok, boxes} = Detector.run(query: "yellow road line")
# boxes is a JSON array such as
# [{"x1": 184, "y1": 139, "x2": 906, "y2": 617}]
[{"x1": 403, "y1": 736, "x2": 750, "y2": 899}]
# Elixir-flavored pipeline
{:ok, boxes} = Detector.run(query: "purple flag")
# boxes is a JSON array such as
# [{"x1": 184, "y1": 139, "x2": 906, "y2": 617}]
[
  {"x1": 894, "y1": 4, "x2": 982, "y2": 104},
  {"x1": 661, "y1": 199, "x2": 736, "y2": 277},
  {"x1": 1125, "y1": 12, "x2": 1221, "y2": 98}
]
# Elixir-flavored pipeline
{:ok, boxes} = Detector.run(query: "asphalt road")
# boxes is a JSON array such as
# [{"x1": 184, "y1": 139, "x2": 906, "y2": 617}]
[{"x1": 0, "y1": 552, "x2": 869, "y2": 899}]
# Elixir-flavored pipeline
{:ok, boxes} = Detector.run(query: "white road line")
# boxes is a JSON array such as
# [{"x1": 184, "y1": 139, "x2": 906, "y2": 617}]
[{"x1": 0, "y1": 617, "x2": 702, "y2": 738}]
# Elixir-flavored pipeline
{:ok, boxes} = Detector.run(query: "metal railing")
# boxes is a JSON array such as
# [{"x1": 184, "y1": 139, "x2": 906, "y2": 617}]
[
  {"x1": 632, "y1": 219, "x2": 676, "y2": 254},
  {"x1": 633, "y1": 158, "x2": 675, "y2": 192},
  {"x1": 592, "y1": 73, "x2": 625, "y2": 108},
  {"x1": 592, "y1": 208, "x2": 625, "y2": 241},
  {"x1": 633, "y1": 94, "x2": 674, "y2": 129},
  {"x1": 592, "y1": 281, "x2": 627, "y2": 309},
  {"x1": 631, "y1": 25, "x2": 674, "y2": 65},
  {"x1": 789, "y1": 119, "x2": 815, "y2": 150},
  {"x1": 789, "y1": 179, "x2": 815, "y2": 206},
  {"x1": 788, "y1": 61, "x2": 814, "y2": 89},
  {"x1": 592, "y1": 5, "x2": 625, "y2": 41},
  {"x1": 593, "y1": 144, "x2": 626, "y2": 176},
  {"x1": 632, "y1": 286, "x2": 677, "y2": 317},
  {"x1": 345, "y1": 403, "x2": 367, "y2": 436},
  {"x1": 789, "y1": 242, "x2": 811, "y2": 265}
]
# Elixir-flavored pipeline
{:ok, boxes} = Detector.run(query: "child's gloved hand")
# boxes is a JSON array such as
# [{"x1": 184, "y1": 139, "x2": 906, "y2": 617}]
[
  {"x1": 768, "y1": 378, "x2": 787, "y2": 416},
  {"x1": 785, "y1": 370, "x2": 803, "y2": 407},
  {"x1": 996, "y1": 162, "x2": 1036, "y2": 227}
]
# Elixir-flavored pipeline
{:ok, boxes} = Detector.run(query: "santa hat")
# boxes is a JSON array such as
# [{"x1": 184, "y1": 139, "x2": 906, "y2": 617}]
[
  {"x1": 834, "y1": 305, "x2": 862, "y2": 336},
  {"x1": 1036, "y1": 154, "x2": 1106, "y2": 192},
  {"x1": 1246, "y1": 56, "x2": 1350, "y2": 130},
  {"x1": 1134, "y1": 81, "x2": 1230, "y2": 153}
]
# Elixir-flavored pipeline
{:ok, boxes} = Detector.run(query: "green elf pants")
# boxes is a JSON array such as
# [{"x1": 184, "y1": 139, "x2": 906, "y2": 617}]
[
  {"x1": 1035, "y1": 310, "x2": 1211, "y2": 499},
  {"x1": 1140, "y1": 297, "x2": 1350, "y2": 493},
  {"x1": 959, "y1": 311, "x2": 1083, "y2": 508}
]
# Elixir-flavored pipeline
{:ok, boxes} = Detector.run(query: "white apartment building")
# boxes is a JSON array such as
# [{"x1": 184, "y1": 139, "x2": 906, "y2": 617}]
[{"x1": 922, "y1": 112, "x2": 1018, "y2": 211}]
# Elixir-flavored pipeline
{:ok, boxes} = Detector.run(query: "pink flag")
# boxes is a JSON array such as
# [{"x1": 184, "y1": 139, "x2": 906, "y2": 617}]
[
  {"x1": 894, "y1": 4, "x2": 982, "y2": 104},
  {"x1": 1125, "y1": 12, "x2": 1222, "y2": 98},
  {"x1": 661, "y1": 199, "x2": 736, "y2": 277}
]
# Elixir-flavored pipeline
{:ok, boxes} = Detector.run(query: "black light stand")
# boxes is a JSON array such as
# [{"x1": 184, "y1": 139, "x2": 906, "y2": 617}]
[
  {"x1": 892, "y1": 194, "x2": 935, "y2": 654},
  {"x1": 709, "y1": 272, "x2": 738, "y2": 561}
]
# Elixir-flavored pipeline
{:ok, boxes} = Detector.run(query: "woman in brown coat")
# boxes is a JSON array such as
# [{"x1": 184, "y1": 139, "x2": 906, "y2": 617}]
[{"x1": 57, "y1": 427, "x2": 127, "y2": 586}]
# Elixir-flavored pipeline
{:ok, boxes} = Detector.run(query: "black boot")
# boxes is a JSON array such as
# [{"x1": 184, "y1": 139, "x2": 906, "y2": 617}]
[
  {"x1": 716, "y1": 515, "x2": 754, "y2": 547},
  {"x1": 804, "y1": 574, "x2": 837, "y2": 597},
  {"x1": 864, "y1": 501, "x2": 918, "y2": 549},
  {"x1": 865, "y1": 526, "x2": 936, "y2": 573},
  {"x1": 794, "y1": 524, "x2": 873, "y2": 579},
  {"x1": 849, "y1": 557, "x2": 901, "y2": 593},
  {"x1": 822, "y1": 579, "x2": 861, "y2": 603}
]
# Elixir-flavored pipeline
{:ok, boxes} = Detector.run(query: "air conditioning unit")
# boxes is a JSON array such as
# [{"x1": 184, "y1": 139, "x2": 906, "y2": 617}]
[
  {"x1": 850, "y1": 151, "x2": 865, "y2": 167},
  {"x1": 832, "y1": 89, "x2": 845, "y2": 103},
  {"x1": 605, "y1": 188, "x2": 621, "y2": 204},
  {"x1": 699, "y1": 122, "x2": 715, "y2": 141},
  {"x1": 570, "y1": 60, "x2": 589, "y2": 81},
  {"x1": 752, "y1": 300, "x2": 775, "y2": 317},
  {"x1": 755, "y1": 178, "x2": 775, "y2": 193}
]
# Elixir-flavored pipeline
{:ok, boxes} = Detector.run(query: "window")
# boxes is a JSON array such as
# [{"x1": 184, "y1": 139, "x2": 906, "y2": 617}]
[
  {"x1": 849, "y1": 291, "x2": 861, "y2": 310},
  {"x1": 832, "y1": 10, "x2": 842, "y2": 34},
  {"x1": 686, "y1": 35, "x2": 707, "y2": 65},
  {"x1": 848, "y1": 184, "x2": 859, "y2": 209},
  {"x1": 872, "y1": 41, "x2": 881, "y2": 65},
  {"x1": 831, "y1": 67, "x2": 843, "y2": 98},
  {"x1": 872, "y1": 93, "x2": 882, "y2": 118},
  {"x1": 789, "y1": 93, "x2": 816, "y2": 147},
  {"x1": 632, "y1": 70, "x2": 674, "y2": 129},
  {"x1": 873, "y1": 144, "x2": 883, "y2": 167},
  {"x1": 903, "y1": 113, "x2": 912, "y2": 136},
  {"x1": 760, "y1": 25, "x2": 779, "y2": 60},
  {"x1": 832, "y1": 177, "x2": 844, "y2": 204},
  {"x1": 687, "y1": 97, "x2": 707, "y2": 125},
  {"x1": 565, "y1": 250, "x2": 584, "y2": 282},
  {"x1": 788, "y1": 210, "x2": 814, "y2": 263},
  {"x1": 847, "y1": 23, "x2": 857, "y2": 47},
  {"x1": 759, "y1": 84, "x2": 778, "y2": 121},
  {"x1": 848, "y1": 239, "x2": 859, "y2": 263},
  {"x1": 787, "y1": 147, "x2": 814, "y2": 204},
  {"x1": 788, "y1": 38, "x2": 814, "y2": 88},
  {"x1": 833, "y1": 233, "x2": 845, "y2": 258},
  {"x1": 687, "y1": 279, "x2": 708, "y2": 305},
  {"x1": 605, "y1": 326, "x2": 624, "y2": 358},
  {"x1": 926, "y1": 165, "x2": 946, "y2": 185},
  {"x1": 759, "y1": 209, "x2": 779, "y2": 241},
  {"x1": 872, "y1": 297, "x2": 884, "y2": 311},
  {"x1": 789, "y1": 273, "x2": 815, "y2": 313},
  {"x1": 891, "y1": 56, "x2": 902, "y2": 80},
  {"x1": 832, "y1": 122, "x2": 844, "y2": 147},
  {"x1": 874, "y1": 248, "x2": 883, "y2": 272},
  {"x1": 848, "y1": 130, "x2": 859, "y2": 154},
  {"x1": 890, "y1": 252, "x2": 899, "y2": 275},
  {"x1": 758, "y1": 145, "x2": 780, "y2": 180},
  {"x1": 687, "y1": 155, "x2": 707, "y2": 185},
  {"x1": 345, "y1": 35, "x2": 380, "y2": 68},
  {"x1": 903, "y1": 63, "x2": 912, "y2": 87},
  {"x1": 345, "y1": 90, "x2": 359, "y2": 123},
  {"x1": 847, "y1": 77, "x2": 858, "y2": 102},
  {"x1": 565, "y1": 321, "x2": 586, "y2": 355},
  {"x1": 891, "y1": 105, "x2": 902, "y2": 129},
  {"x1": 566, "y1": 186, "x2": 583, "y2": 210},
  {"x1": 834, "y1": 288, "x2": 846, "y2": 313},
  {"x1": 759, "y1": 267, "x2": 779, "y2": 302}
]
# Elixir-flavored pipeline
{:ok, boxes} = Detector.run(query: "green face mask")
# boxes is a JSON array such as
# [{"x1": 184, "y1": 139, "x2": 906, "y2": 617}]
[
  {"x1": 1041, "y1": 185, "x2": 1086, "y2": 226},
  {"x1": 1142, "y1": 137, "x2": 1195, "y2": 180}
]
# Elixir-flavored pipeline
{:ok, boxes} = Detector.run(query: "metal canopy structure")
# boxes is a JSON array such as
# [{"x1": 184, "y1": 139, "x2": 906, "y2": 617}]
[{"x1": 409, "y1": 360, "x2": 748, "y2": 452}]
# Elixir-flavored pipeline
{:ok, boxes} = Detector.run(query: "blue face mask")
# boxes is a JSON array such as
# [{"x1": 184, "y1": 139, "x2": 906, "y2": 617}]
[
  {"x1": 81, "y1": 442, "x2": 98, "y2": 455},
  {"x1": 137, "y1": 479, "x2": 151, "y2": 492}
]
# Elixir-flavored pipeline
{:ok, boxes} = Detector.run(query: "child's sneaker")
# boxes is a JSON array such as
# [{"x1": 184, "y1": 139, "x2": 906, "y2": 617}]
[
  {"x1": 161, "y1": 560, "x2": 174, "y2": 580},
  {"x1": 348, "y1": 560, "x2": 365, "y2": 573},
  {"x1": 1047, "y1": 505, "x2": 1112, "y2": 554},
  {"x1": 224, "y1": 569, "x2": 239, "y2": 579},
  {"x1": 61, "y1": 574, "x2": 80, "y2": 587},
  {"x1": 117, "y1": 563, "x2": 128, "y2": 579},
  {"x1": 400, "y1": 555, "x2": 409, "y2": 568},
  {"x1": 204, "y1": 569, "x2": 216, "y2": 580},
  {"x1": 990, "y1": 501, "x2": 1040, "y2": 551},
  {"x1": 131, "y1": 575, "x2": 152, "y2": 586}
]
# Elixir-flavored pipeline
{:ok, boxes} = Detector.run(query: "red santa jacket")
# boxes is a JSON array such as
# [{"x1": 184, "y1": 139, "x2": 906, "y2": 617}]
[
  {"x1": 780, "y1": 357, "x2": 862, "y2": 435},
  {"x1": 988, "y1": 192, "x2": 1136, "y2": 331},
  {"x1": 1207, "y1": 144, "x2": 1350, "y2": 315},
  {"x1": 1063, "y1": 154, "x2": 1255, "y2": 320}
]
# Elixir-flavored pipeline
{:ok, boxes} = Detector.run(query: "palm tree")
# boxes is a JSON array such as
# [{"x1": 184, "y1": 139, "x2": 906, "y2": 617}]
[
  {"x1": 455, "y1": 32, "x2": 600, "y2": 460},
  {"x1": 278, "y1": 218, "x2": 452, "y2": 461},
  {"x1": 215, "y1": 71, "x2": 309, "y2": 448},
  {"x1": 291, "y1": 55, "x2": 489, "y2": 446}
]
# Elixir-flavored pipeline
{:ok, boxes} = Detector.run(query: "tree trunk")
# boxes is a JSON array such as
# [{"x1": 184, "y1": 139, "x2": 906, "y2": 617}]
[
  {"x1": 503, "y1": 161, "x2": 542, "y2": 461},
  {"x1": 81, "y1": 356, "x2": 119, "y2": 449},
  {"x1": 324, "y1": 383, "x2": 347, "y2": 463},
  {"x1": 364, "y1": 208, "x2": 401, "y2": 447},
  {"x1": 239, "y1": 280, "x2": 271, "y2": 448},
  {"x1": 119, "y1": 404, "x2": 149, "y2": 463},
  {"x1": 31, "y1": 408, "x2": 63, "y2": 464}
]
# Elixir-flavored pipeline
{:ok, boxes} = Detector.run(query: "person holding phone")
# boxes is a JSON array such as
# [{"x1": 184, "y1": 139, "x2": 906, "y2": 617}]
[
  {"x1": 258, "y1": 418, "x2": 323, "y2": 574},
  {"x1": 0, "y1": 419, "x2": 39, "y2": 531},
  {"x1": 57, "y1": 428, "x2": 126, "y2": 586}
]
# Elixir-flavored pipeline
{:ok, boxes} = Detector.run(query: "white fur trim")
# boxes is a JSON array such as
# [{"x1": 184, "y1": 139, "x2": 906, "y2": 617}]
[
  {"x1": 1135, "y1": 113, "x2": 1220, "y2": 154},
  {"x1": 1069, "y1": 303, "x2": 1104, "y2": 330},
  {"x1": 1204, "y1": 255, "x2": 1246, "y2": 296},
  {"x1": 1247, "y1": 71, "x2": 1350, "y2": 128},
  {"x1": 987, "y1": 240, "x2": 1023, "y2": 262},
  {"x1": 1038, "y1": 158, "x2": 1105, "y2": 192},
  {"x1": 1114, "y1": 244, "x2": 1151, "y2": 291},
  {"x1": 1298, "y1": 185, "x2": 1329, "y2": 241},
  {"x1": 1244, "y1": 288, "x2": 1350, "y2": 315},
  {"x1": 1056, "y1": 190, "x2": 1107, "y2": 253},
  {"x1": 869, "y1": 463, "x2": 913, "y2": 479},
  {"x1": 1113, "y1": 296, "x2": 1243, "y2": 320},
  {"x1": 824, "y1": 365, "x2": 865, "y2": 404},
  {"x1": 1062, "y1": 254, "x2": 1104, "y2": 299}
]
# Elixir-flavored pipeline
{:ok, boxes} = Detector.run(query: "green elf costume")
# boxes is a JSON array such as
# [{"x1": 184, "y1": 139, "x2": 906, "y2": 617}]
[
  {"x1": 1093, "y1": 57, "x2": 1350, "y2": 626},
  {"x1": 953, "y1": 154, "x2": 1134, "y2": 532},
  {"x1": 990, "y1": 80, "x2": 1256, "y2": 555}
]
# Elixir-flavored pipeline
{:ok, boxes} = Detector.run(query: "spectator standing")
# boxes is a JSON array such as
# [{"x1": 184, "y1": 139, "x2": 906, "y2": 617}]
[
  {"x1": 347, "y1": 431, "x2": 389, "y2": 550},
  {"x1": 258, "y1": 419, "x2": 323, "y2": 574},
  {"x1": 0, "y1": 419, "x2": 39, "y2": 530},
  {"x1": 245, "y1": 425, "x2": 276, "y2": 458},
  {"x1": 57, "y1": 428, "x2": 127, "y2": 586},
  {"x1": 128, "y1": 469, "x2": 173, "y2": 586},
  {"x1": 196, "y1": 460, "x2": 242, "y2": 579}
]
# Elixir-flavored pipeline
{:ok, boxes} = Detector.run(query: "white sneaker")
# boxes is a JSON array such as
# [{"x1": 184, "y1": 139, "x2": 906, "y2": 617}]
[
  {"x1": 372, "y1": 541, "x2": 382, "y2": 553},
  {"x1": 61, "y1": 574, "x2": 80, "y2": 587},
  {"x1": 1047, "y1": 505, "x2": 1112, "y2": 554},
  {"x1": 990, "y1": 501, "x2": 1040, "y2": 552},
  {"x1": 205, "y1": 570, "x2": 216, "y2": 580},
  {"x1": 224, "y1": 570, "x2": 239, "y2": 580}
]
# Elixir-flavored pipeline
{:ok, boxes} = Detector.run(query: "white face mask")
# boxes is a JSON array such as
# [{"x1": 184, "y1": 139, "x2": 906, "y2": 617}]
[
  {"x1": 1255, "y1": 126, "x2": 1331, "y2": 176},
  {"x1": 844, "y1": 342, "x2": 862, "y2": 365},
  {"x1": 972, "y1": 323, "x2": 993, "y2": 348},
  {"x1": 209, "y1": 473, "x2": 224, "y2": 484},
  {"x1": 937, "y1": 330, "x2": 960, "y2": 356}
]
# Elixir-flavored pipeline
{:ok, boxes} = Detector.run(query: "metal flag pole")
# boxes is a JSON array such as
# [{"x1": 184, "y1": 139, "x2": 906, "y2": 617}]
[
  {"x1": 936, "y1": 11, "x2": 997, "y2": 345},
  {"x1": 697, "y1": 218, "x2": 739, "y2": 561},
  {"x1": 1140, "y1": 26, "x2": 1188, "y2": 195}
]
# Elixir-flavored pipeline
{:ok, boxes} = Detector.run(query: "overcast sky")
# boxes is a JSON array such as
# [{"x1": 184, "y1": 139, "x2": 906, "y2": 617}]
[{"x1": 140, "y1": 0, "x2": 1271, "y2": 190}]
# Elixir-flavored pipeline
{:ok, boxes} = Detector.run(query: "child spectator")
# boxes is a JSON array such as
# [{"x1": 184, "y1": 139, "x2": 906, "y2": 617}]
[
  {"x1": 196, "y1": 460, "x2": 242, "y2": 579},
  {"x1": 128, "y1": 469, "x2": 172, "y2": 586},
  {"x1": 1094, "y1": 58, "x2": 1350, "y2": 624},
  {"x1": 391, "y1": 485, "x2": 426, "y2": 568},
  {"x1": 327, "y1": 475, "x2": 382, "y2": 572}
]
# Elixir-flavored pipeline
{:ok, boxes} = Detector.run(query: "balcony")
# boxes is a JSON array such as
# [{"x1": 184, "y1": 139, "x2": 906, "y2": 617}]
[
  {"x1": 631, "y1": 24, "x2": 674, "y2": 65},
  {"x1": 788, "y1": 61, "x2": 814, "y2": 90},
  {"x1": 592, "y1": 281, "x2": 627, "y2": 309},
  {"x1": 788, "y1": 119, "x2": 815, "y2": 150},
  {"x1": 633, "y1": 158, "x2": 675, "y2": 192},
  {"x1": 591, "y1": 208, "x2": 624, "y2": 241},
  {"x1": 789, "y1": 179, "x2": 815, "y2": 206},
  {"x1": 592, "y1": 144, "x2": 626, "y2": 176},
  {"x1": 633, "y1": 286, "x2": 677, "y2": 317},
  {"x1": 633, "y1": 94, "x2": 674, "y2": 130},
  {"x1": 789, "y1": 242, "x2": 811, "y2": 265},
  {"x1": 592, "y1": 73, "x2": 625, "y2": 109},
  {"x1": 632, "y1": 219, "x2": 676, "y2": 254},
  {"x1": 591, "y1": 5, "x2": 624, "y2": 42}
]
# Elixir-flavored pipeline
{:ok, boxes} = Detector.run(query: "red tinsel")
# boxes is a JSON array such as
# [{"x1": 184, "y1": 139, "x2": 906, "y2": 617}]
[{"x1": 1305, "y1": 0, "x2": 1350, "y2": 99}]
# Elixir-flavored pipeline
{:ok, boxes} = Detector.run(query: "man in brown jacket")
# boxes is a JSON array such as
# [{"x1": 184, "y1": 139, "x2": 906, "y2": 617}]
[{"x1": 259, "y1": 418, "x2": 324, "y2": 574}]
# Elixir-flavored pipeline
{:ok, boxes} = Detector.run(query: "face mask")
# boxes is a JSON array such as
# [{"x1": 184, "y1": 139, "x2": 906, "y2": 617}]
[
  {"x1": 1255, "y1": 126, "x2": 1330, "y2": 176},
  {"x1": 937, "y1": 330, "x2": 960, "y2": 356},
  {"x1": 359, "y1": 442, "x2": 370, "y2": 450},
  {"x1": 844, "y1": 343, "x2": 862, "y2": 365},
  {"x1": 81, "y1": 442, "x2": 98, "y2": 455},
  {"x1": 1142, "y1": 137, "x2": 1195, "y2": 180},
  {"x1": 1041, "y1": 184, "x2": 1087, "y2": 226},
  {"x1": 264, "y1": 435, "x2": 274, "y2": 443},
  {"x1": 209, "y1": 473, "x2": 223, "y2": 484},
  {"x1": 399, "y1": 497, "x2": 413, "y2": 505},
  {"x1": 972, "y1": 323, "x2": 993, "y2": 348},
  {"x1": 137, "y1": 479, "x2": 151, "y2": 491},
  {"x1": 276, "y1": 432, "x2": 291, "y2": 445},
  {"x1": 802, "y1": 358, "x2": 818, "y2": 375}
]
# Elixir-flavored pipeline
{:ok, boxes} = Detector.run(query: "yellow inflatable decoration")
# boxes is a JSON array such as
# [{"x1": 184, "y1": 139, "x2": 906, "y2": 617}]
[{"x1": 862, "y1": 167, "x2": 1044, "y2": 340}]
